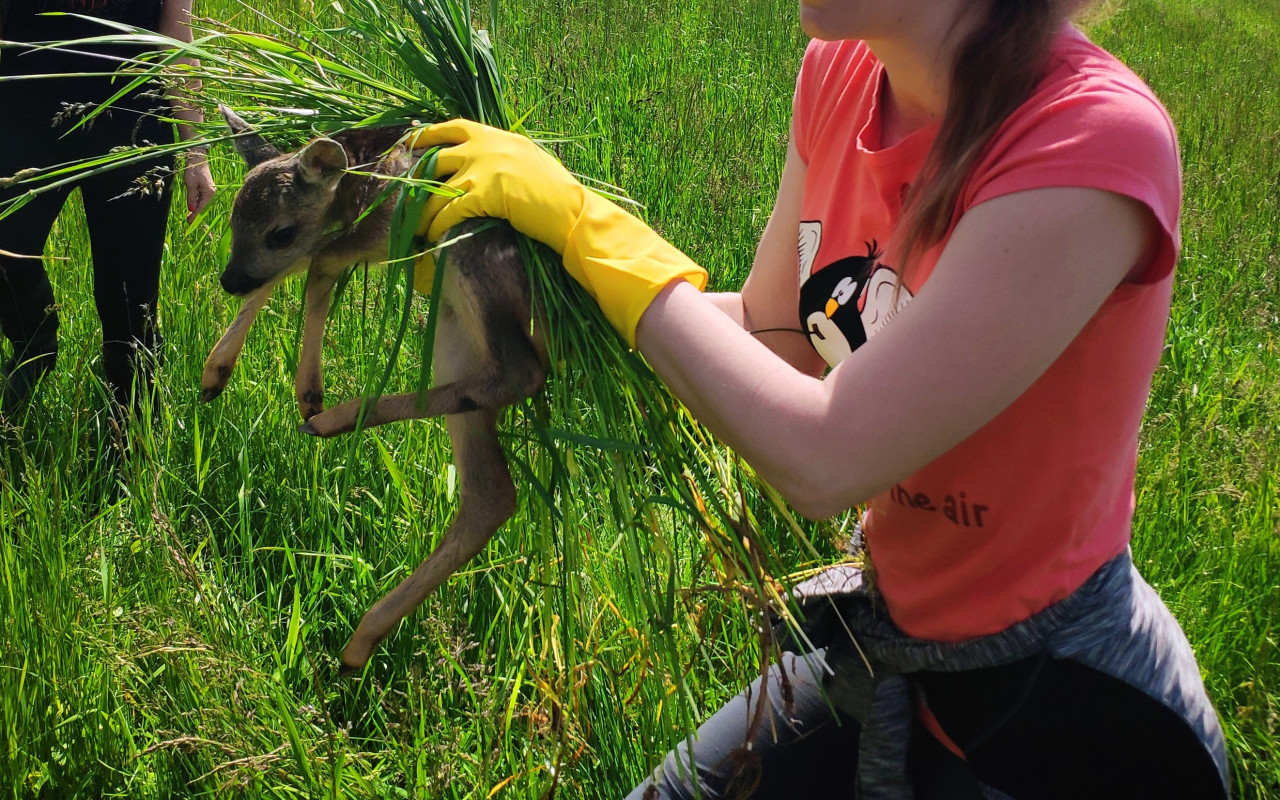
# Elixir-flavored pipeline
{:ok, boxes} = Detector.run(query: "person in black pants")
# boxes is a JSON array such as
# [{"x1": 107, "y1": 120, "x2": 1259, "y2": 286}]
[{"x1": 0, "y1": 0, "x2": 215, "y2": 413}]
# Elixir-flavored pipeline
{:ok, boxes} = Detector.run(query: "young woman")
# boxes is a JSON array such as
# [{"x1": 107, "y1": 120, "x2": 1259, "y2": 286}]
[
  {"x1": 0, "y1": 0, "x2": 215, "y2": 411},
  {"x1": 414, "y1": 0, "x2": 1229, "y2": 796}
]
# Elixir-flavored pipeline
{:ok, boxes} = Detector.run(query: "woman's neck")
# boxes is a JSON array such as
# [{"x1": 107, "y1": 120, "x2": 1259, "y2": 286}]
[{"x1": 864, "y1": 6, "x2": 984, "y2": 147}]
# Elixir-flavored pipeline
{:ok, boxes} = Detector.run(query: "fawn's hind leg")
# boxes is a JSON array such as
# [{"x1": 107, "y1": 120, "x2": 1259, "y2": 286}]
[
  {"x1": 298, "y1": 345, "x2": 545, "y2": 437},
  {"x1": 340, "y1": 405, "x2": 514, "y2": 671},
  {"x1": 299, "y1": 277, "x2": 545, "y2": 438}
]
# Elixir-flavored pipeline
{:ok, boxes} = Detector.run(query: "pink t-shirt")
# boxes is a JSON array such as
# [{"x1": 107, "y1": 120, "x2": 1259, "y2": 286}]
[{"x1": 792, "y1": 25, "x2": 1181, "y2": 640}]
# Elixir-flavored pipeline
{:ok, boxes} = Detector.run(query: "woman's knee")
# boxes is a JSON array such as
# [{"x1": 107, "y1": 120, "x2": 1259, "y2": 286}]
[{"x1": 626, "y1": 651, "x2": 861, "y2": 800}]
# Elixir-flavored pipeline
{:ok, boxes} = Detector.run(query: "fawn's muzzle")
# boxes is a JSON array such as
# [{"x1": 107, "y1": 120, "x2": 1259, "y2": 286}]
[{"x1": 220, "y1": 268, "x2": 267, "y2": 297}]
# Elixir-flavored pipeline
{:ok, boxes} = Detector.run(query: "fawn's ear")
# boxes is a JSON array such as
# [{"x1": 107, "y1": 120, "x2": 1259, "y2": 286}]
[
  {"x1": 220, "y1": 104, "x2": 282, "y2": 167},
  {"x1": 296, "y1": 138, "x2": 348, "y2": 188}
]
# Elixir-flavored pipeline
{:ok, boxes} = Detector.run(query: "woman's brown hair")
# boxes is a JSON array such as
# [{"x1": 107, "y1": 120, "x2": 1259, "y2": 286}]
[{"x1": 896, "y1": 0, "x2": 1093, "y2": 274}]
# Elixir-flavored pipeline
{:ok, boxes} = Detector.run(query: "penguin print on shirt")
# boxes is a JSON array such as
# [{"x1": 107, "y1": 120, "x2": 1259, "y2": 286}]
[{"x1": 797, "y1": 221, "x2": 913, "y2": 369}]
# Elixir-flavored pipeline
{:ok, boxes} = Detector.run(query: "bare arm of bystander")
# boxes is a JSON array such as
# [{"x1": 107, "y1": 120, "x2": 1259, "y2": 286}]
[{"x1": 158, "y1": 0, "x2": 215, "y2": 222}]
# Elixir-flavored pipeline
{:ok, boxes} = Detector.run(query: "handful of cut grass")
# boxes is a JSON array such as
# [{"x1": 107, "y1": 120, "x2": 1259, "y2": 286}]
[{"x1": 1, "y1": 0, "x2": 837, "y2": 777}]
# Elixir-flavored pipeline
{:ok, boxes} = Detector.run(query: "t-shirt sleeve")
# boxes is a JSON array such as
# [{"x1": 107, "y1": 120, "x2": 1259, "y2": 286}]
[{"x1": 964, "y1": 78, "x2": 1182, "y2": 283}]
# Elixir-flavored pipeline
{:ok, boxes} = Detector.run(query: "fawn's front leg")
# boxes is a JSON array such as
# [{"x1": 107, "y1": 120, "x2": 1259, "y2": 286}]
[
  {"x1": 296, "y1": 269, "x2": 340, "y2": 420},
  {"x1": 340, "y1": 406, "x2": 514, "y2": 671},
  {"x1": 201, "y1": 282, "x2": 276, "y2": 402}
]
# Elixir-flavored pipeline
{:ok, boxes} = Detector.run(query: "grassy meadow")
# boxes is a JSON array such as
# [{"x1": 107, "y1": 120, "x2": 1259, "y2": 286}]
[{"x1": 2, "y1": 0, "x2": 1278, "y2": 797}]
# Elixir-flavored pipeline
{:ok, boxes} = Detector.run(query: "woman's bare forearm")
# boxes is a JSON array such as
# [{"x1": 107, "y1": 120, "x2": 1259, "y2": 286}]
[
  {"x1": 637, "y1": 281, "x2": 844, "y2": 517},
  {"x1": 635, "y1": 188, "x2": 1154, "y2": 520},
  {"x1": 157, "y1": 0, "x2": 202, "y2": 141}
]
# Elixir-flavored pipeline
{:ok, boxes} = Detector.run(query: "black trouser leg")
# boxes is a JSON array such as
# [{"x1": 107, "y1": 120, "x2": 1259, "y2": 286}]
[
  {"x1": 79, "y1": 149, "x2": 174, "y2": 407},
  {"x1": 913, "y1": 653, "x2": 1228, "y2": 800},
  {"x1": 2, "y1": 78, "x2": 174, "y2": 412},
  {"x1": 0, "y1": 179, "x2": 70, "y2": 409}
]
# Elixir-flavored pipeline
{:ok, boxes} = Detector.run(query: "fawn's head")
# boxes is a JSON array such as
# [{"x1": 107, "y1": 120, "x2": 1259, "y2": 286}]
[{"x1": 219, "y1": 107, "x2": 350, "y2": 296}]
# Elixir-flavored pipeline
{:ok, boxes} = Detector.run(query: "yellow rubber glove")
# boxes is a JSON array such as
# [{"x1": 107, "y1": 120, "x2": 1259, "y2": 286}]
[
  {"x1": 409, "y1": 119, "x2": 707, "y2": 345},
  {"x1": 412, "y1": 253, "x2": 436, "y2": 295}
]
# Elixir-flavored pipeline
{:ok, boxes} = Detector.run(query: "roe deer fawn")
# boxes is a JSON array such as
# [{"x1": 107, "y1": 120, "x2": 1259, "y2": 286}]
[{"x1": 205, "y1": 107, "x2": 547, "y2": 671}]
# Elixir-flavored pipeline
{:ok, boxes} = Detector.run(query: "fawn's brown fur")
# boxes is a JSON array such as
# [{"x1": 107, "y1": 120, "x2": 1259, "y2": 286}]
[{"x1": 205, "y1": 108, "x2": 547, "y2": 670}]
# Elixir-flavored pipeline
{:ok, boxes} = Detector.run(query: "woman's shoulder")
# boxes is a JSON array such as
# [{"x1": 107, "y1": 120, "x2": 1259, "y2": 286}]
[
  {"x1": 972, "y1": 24, "x2": 1180, "y2": 201},
  {"x1": 1025, "y1": 24, "x2": 1178, "y2": 148},
  {"x1": 963, "y1": 24, "x2": 1182, "y2": 276}
]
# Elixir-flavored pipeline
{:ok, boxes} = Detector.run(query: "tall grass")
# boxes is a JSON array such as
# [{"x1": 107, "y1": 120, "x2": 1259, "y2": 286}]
[
  {"x1": 0, "y1": 0, "x2": 1277, "y2": 798},
  {"x1": 3, "y1": 1, "x2": 830, "y2": 797},
  {"x1": 1087, "y1": 0, "x2": 1280, "y2": 789}
]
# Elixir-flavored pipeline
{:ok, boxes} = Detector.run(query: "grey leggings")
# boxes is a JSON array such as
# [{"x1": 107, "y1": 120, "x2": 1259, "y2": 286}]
[{"x1": 627, "y1": 552, "x2": 1228, "y2": 799}]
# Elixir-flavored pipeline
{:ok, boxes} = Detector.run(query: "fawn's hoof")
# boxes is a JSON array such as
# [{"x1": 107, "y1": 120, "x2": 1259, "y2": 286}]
[
  {"x1": 298, "y1": 391, "x2": 323, "y2": 421},
  {"x1": 200, "y1": 363, "x2": 232, "y2": 403},
  {"x1": 339, "y1": 628, "x2": 379, "y2": 674},
  {"x1": 338, "y1": 645, "x2": 372, "y2": 676},
  {"x1": 298, "y1": 410, "x2": 349, "y2": 438}
]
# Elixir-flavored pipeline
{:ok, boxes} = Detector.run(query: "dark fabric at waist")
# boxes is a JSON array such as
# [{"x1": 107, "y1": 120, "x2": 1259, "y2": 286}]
[
  {"x1": 3, "y1": 0, "x2": 163, "y2": 34},
  {"x1": 1, "y1": 1, "x2": 163, "y2": 77}
]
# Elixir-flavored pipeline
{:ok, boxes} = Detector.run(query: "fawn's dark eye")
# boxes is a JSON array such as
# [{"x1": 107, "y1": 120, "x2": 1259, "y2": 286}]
[{"x1": 265, "y1": 226, "x2": 296, "y2": 249}]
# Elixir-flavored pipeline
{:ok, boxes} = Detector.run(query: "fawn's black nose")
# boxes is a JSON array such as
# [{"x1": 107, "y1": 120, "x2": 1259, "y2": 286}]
[{"x1": 220, "y1": 267, "x2": 265, "y2": 297}]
